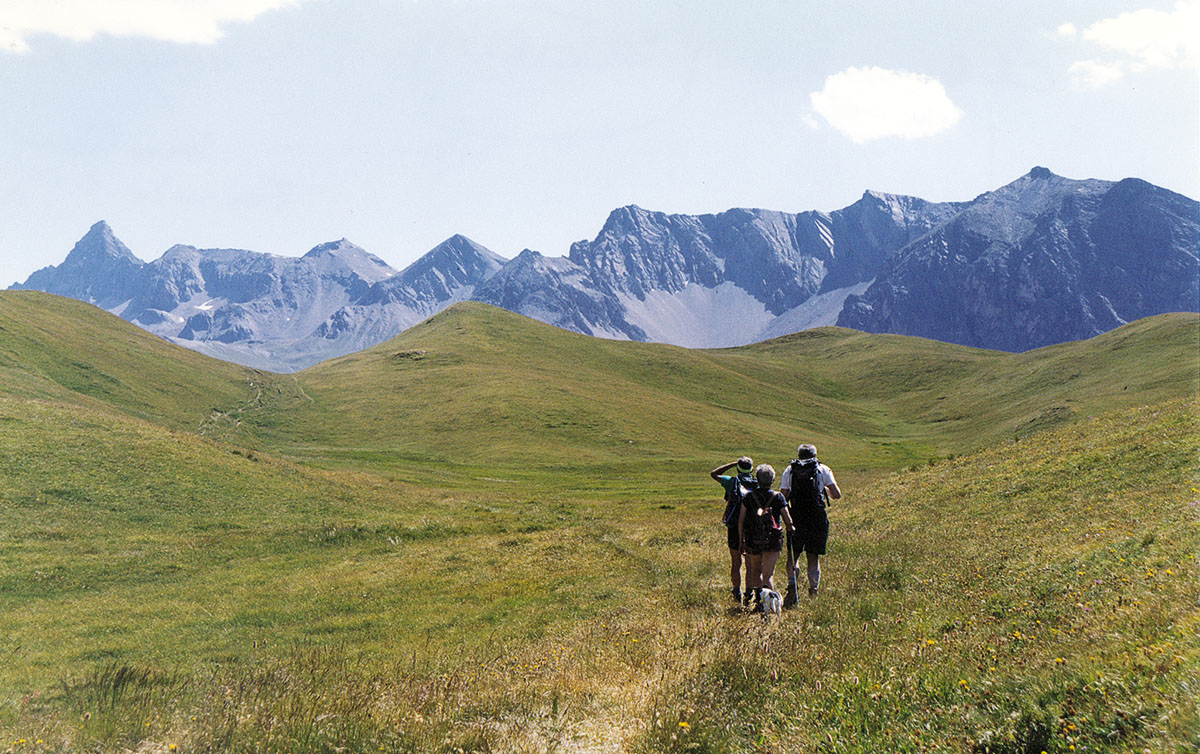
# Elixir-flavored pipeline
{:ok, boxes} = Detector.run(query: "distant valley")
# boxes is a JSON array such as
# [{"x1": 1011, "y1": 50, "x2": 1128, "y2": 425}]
[{"x1": 13, "y1": 167, "x2": 1198, "y2": 371}]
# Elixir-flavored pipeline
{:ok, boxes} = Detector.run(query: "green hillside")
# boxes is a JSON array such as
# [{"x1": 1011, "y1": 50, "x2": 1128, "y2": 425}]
[
  {"x1": 639, "y1": 398, "x2": 1199, "y2": 753},
  {"x1": 1, "y1": 396, "x2": 1194, "y2": 753},
  {"x1": 0, "y1": 396, "x2": 642, "y2": 679},
  {"x1": 736, "y1": 310, "x2": 1200, "y2": 451},
  {"x1": 5, "y1": 292, "x2": 1192, "y2": 483},
  {"x1": 0, "y1": 294, "x2": 1196, "y2": 753},
  {"x1": 0, "y1": 291, "x2": 261, "y2": 432},
  {"x1": 241, "y1": 302, "x2": 1198, "y2": 486}
]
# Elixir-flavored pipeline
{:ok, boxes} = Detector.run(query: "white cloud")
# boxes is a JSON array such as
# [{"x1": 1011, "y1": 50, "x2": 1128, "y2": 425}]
[
  {"x1": 0, "y1": 0, "x2": 300, "y2": 53},
  {"x1": 1083, "y1": 1, "x2": 1199, "y2": 70},
  {"x1": 1055, "y1": 22, "x2": 1078, "y2": 40},
  {"x1": 1069, "y1": 59, "x2": 1127, "y2": 89},
  {"x1": 1059, "y1": 1, "x2": 1199, "y2": 87},
  {"x1": 808, "y1": 66, "x2": 963, "y2": 144}
]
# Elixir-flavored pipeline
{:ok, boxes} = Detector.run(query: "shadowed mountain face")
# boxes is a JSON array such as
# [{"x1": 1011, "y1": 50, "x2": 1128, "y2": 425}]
[
  {"x1": 837, "y1": 169, "x2": 1200, "y2": 350},
  {"x1": 17, "y1": 221, "x2": 145, "y2": 310},
  {"x1": 13, "y1": 169, "x2": 1198, "y2": 370},
  {"x1": 566, "y1": 194, "x2": 964, "y2": 312}
]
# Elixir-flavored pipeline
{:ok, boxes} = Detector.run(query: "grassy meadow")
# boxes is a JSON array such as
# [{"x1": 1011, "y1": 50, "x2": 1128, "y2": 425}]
[{"x1": 0, "y1": 291, "x2": 1196, "y2": 753}]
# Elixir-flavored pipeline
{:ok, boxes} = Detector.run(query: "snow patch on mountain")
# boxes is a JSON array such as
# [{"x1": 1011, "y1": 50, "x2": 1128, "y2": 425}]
[
  {"x1": 755, "y1": 280, "x2": 872, "y2": 341},
  {"x1": 619, "y1": 282, "x2": 775, "y2": 348}
]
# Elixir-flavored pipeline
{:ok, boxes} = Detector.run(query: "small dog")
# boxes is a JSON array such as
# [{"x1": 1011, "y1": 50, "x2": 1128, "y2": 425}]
[{"x1": 759, "y1": 587, "x2": 783, "y2": 620}]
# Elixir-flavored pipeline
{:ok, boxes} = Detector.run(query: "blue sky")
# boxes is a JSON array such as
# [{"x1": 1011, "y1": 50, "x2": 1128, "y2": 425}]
[{"x1": 2, "y1": 0, "x2": 1197, "y2": 285}]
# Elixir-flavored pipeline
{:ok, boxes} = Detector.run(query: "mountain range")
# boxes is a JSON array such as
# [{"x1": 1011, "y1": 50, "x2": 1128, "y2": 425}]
[{"x1": 12, "y1": 167, "x2": 1198, "y2": 371}]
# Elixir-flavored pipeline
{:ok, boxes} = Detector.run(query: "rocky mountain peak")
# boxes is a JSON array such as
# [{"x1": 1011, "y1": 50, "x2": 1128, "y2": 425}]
[
  {"x1": 394, "y1": 235, "x2": 505, "y2": 284},
  {"x1": 303, "y1": 238, "x2": 355, "y2": 257},
  {"x1": 859, "y1": 189, "x2": 897, "y2": 203},
  {"x1": 66, "y1": 221, "x2": 142, "y2": 265},
  {"x1": 156, "y1": 244, "x2": 201, "y2": 262},
  {"x1": 510, "y1": 248, "x2": 545, "y2": 267},
  {"x1": 443, "y1": 233, "x2": 479, "y2": 248},
  {"x1": 851, "y1": 189, "x2": 913, "y2": 219},
  {"x1": 599, "y1": 205, "x2": 665, "y2": 235},
  {"x1": 357, "y1": 234, "x2": 506, "y2": 312},
  {"x1": 302, "y1": 239, "x2": 395, "y2": 283},
  {"x1": 13, "y1": 221, "x2": 144, "y2": 308},
  {"x1": 483, "y1": 248, "x2": 586, "y2": 283},
  {"x1": 424, "y1": 234, "x2": 504, "y2": 264}
]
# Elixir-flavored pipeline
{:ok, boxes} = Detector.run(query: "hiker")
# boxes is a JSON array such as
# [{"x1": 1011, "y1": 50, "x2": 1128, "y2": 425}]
[
  {"x1": 780, "y1": 444, "x2": 841, "y2": 600},
  {"x1": 738, "y1": 464, "x2": 794, "y2": 612},
  {"x1": 710, "y1": 456, "x2": 757, "y2": 603}
]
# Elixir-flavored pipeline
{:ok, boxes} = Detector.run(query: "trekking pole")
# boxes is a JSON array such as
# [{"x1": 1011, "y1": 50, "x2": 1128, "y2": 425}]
[{"x1": 785, "y1": 525, "x2": 798, "y2": 607}]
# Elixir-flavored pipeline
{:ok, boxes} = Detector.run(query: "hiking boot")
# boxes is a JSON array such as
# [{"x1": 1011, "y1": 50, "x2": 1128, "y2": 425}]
[
  {"x1": 808, "y1": 586, "x2": 819, "y2": 598},
  {"x1": 743, "y1": 590, "x2": 752, "y2": 607},
  {"x1": 783, "y1": 586, "x2": 798, "y2": 608},
  {"x1": 749, "y1": 588, "x2": 762, "y2": 612},
  {"x1": 730, "y1": 587, "x2": 742, "y2": 602}
]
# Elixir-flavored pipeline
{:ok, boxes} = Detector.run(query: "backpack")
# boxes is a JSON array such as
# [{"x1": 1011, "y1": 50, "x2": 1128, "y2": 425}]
[
  {"x1": 722, "y1": 474, "x2": 758, "y2": 526},
  {"x1": 788, "y1": 459, "x2": 825, "y2": 511},
  {"x1": 743, "y1": 489, "x2": 784, "y2": 540}
]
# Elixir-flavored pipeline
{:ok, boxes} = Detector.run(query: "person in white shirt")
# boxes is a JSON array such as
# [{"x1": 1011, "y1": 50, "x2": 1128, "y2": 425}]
[{"x1": 779, "y1": 444, "x2": 841, "y2": 599}]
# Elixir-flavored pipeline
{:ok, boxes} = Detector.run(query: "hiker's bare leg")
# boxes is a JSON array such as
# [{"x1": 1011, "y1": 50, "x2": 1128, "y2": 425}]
[
  {"x1": 745, "y1": 554, "x2": 763, "y2": 592},
  {"x1": 761, "y1": 549, "x2": 781, "y2": 591},
  {"x1": 729, "y1": 548, "x2": 742, "y2": 591}
]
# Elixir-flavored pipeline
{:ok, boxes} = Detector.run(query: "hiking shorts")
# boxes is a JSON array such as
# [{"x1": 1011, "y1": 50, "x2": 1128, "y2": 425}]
[
  {"x1": 727, "y1": 524, "x2": 740, "y2": 551},
  {"x1": 744, "y1": 530, "x2": 783, "y2": 555},
  {"x1": 790, "y1": 511, "x2": 829, "y2": 556}
]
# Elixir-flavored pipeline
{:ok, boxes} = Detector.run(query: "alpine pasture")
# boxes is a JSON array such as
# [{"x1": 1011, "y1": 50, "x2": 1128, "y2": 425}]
[{"x1": 1, "y1": 291, "x2": 1196, "y2": 753}]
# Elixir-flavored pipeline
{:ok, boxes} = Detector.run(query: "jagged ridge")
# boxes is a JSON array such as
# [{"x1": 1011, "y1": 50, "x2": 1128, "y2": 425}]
[{"x1": 12, "y1": 168, "x2": 1198, "y2": 370}]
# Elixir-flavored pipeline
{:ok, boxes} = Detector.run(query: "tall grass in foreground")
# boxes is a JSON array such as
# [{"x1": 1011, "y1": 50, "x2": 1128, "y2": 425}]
[
  {"x1": 636, "y1": 399, "x2": 1199, "y2": 753},
  {"x1": 2, "y1": 399, "x2": 1195, "y2": 753}
]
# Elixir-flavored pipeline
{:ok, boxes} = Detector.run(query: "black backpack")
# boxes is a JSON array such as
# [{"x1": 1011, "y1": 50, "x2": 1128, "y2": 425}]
[
  {"x1": 743, "y1": 488, "x2": 783, "y2": 537},
  {"x1": 788, "y1": 459, "x2": 825, "y2": 511},
  {"x1": 722, "y1": 474, "x2": 758, "y2": 526}
]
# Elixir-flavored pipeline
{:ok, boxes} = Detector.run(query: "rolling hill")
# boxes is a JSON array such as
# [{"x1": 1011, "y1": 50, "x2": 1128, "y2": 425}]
[
  {"x1": 239, "y1": 302, "x2": 1199, "y2": 485},
  {"x1": 2, "y1": 290, "x2": 1195, "y2": 480},
  {"x1": 0, "y1": 291, "x2": 1196, "y2": 752},
  {"x1": 0, "y1": 291, "x2": 260, "y2": 432}
]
